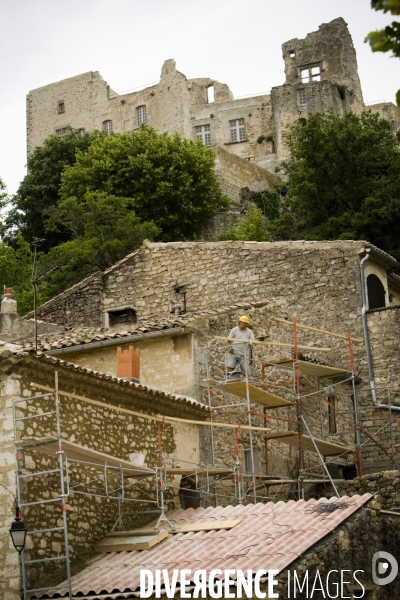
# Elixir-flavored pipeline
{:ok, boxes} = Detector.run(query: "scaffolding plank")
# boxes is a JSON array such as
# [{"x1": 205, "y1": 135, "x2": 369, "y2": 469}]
[
  {"x1": 165, "y1": 467, "x2": 232, "y2": 476},
  {"x1": 96, "y1": 530, "x2": 168, "y2": 552},
  {"x1": 265, "y1": 432, "x2": 353, "y2": 456},
  {"x1": 204, "y1": 380, "x2": 294, "y2": 408},
  {"x1": 17, "y1": 438, "x2": 155, "y2": 479},
  {"x1": 269, "y1": 359, "x2": 350, "y2": 378}
]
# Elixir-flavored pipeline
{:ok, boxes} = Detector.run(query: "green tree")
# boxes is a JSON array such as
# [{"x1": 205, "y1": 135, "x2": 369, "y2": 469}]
[
  {"x1": 43, "y1": 192, "x2": 160, "y2": 295},
  {"x1": 267, "y1": 111, "x2": 400, "y2": 258},
  {"x1": 366, "y1": 0, "x2": 400, "y2": 112},
  {"x1": 220, "y1": 203, "x2": 269, "y2": 241},
  {"x1": 3, "y1": 129, "x2": 99, "y2": 250},
  {"x1": 59, "y1": 126, "x2": 228, "y2": 242},
  {"x1": 0, "y1": 233, "x2": 48, "y2": 316}
]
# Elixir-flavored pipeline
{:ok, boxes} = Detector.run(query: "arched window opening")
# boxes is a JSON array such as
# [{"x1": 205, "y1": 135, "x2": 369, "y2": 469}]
[{"x1": 367, "y1": 274, "x2": 386, "y2": 309}]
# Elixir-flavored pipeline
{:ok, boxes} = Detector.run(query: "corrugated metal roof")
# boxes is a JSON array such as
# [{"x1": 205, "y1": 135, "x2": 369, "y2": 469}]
[{"x1": 38, "y1": 494, "x2": 371, "y2": 598}]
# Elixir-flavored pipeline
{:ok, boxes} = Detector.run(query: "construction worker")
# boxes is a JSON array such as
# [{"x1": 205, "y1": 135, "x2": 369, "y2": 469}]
[{"x1": 226, "y1": 316, "x2": 254, "y2": 379}]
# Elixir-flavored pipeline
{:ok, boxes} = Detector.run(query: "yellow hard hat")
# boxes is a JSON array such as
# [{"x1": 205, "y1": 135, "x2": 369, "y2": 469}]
[{"x1": 239, "y1": 316, "x2": 250, "y2": 324}]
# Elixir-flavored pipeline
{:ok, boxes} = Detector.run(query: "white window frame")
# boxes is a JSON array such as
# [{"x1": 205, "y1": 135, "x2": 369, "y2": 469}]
[
  {"x1": 300, "y1": 64, "x2": 321, "y2": 83},
  {"x1": 55, "y1": 127, "x2": 69, "y2": 137},
  {"x1": 298, "y1": 89, "x2": 306, "y2": 106},
  {"x1": 137, "y1": 105, "x2": 147, "y2": 125},
  {"x1": 195, "y1": 124, "x2": 211, "y2": 146},
  {"x1": 230, "y1": 118, "x2": 246, "y2": 142},
  {"x1": 103, "y1": 120, "x2": 113, "y2": 135}
]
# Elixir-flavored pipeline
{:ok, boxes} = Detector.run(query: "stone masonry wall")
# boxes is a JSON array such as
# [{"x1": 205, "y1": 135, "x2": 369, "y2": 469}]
[
  {"x1": 25, "y1": 271, "x2": 104, "y2": 327},
  {"x1": 34, "y1": 240, "x2": 400, "y2": 475},
  {"x1": 0, "y1": 359, "x2": 203, "y2": 598}
]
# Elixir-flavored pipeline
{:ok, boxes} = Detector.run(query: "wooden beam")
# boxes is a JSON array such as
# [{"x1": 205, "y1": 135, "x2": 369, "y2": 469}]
[
  {"x1": 214, "y1": 336, "x2": 331, "y2": 352},
  {"x1": 30, "y1": 383, "x2": 270, "y2": 432},
  {"x1": 96, "y1": 530, "x2": 168, "y2": 552},
  {"x1": 272, "y1": 318, "x2": 363, "y2": 343}
]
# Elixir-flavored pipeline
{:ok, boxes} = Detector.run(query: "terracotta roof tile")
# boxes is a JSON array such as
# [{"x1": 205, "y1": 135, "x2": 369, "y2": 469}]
[{"x1": 39, "y1": 494, "x2": 372, "y2": 598}]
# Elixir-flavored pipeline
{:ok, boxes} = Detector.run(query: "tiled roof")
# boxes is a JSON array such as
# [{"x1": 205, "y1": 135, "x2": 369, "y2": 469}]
[
  {"x1": 14, "y1": 302, "x2": 267, "y2": 352},
  {"x1": 0, "y1": 348, "x2": 210, "y2": 413},
  {"x1": 39, "y1": 494, "x2": 371, "y2": 598}
]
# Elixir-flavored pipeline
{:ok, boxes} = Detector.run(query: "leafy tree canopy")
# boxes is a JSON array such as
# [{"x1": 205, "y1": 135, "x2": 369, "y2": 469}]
[
  {"x1": 3, "y1": 129, "x2": 99, "y2": 250},
  {"x1": 366, "y1": 0, "x2": 400, "y2": 111},
  {"x1": 59, "y1": 125, "x2": 229, "y2": 242},
  {"x1": 43, "y1": 192, "x2": 159, "y2": 295},
  {"x1": 220, "y1": 203, "x2": 269, "y2": 241},
  {"x1": 266, "y1": 111, "x2": 400, "y2": 258},
  {"x1": 0, "y1": 233, "x2": 48, "y2": 316}
]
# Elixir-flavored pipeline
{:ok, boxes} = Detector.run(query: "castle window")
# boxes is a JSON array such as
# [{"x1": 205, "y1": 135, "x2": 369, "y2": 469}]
[
  {"x1": 56, "y1": 127, "x2": 69, "y2": 137},
  {"x1": 137, "y1": 105, "x2": 147, "y2": 125},
  {"x1": 367, "y1": 274, "x2": 386, "y2": 309},
  {"x1": 289, "y1": 50, "x2": 296, "y2": 58},
  {"x1": 298, "y1": 89, "x2": 306, "y2": 105},
  {"x1": 195, "y1": 124, "x2": 211, "y2": 146},
  {"x1": 207, "y1": 85, "x2": 215, "y2": 104},
  {"x1": 301, "y1": 65, "x2": 321, "y2": 83},
  {"x1": 230, "y1": 118, "x2": 246, "y2": 142},
  {"x1": 103, "y1": 120, "x2": 113, "y2": 135},
  {"x1": 58, "y1": 101, "x2": 65, "y2": 113},
  {"x1": 79, "y1": 128, "x2": 85, "y2": 136}
]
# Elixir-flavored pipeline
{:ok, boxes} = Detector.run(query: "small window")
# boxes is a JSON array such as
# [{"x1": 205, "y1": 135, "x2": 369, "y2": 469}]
[
  {"x1": 244, "y1": 447, "x2": 259, "y2": 474},
  {"x1": 103, "y1": 120, "x2": 113, "y2": 135},
  {"x1": 289, "y1": 50, "x2": 296, "y2": 58},
  {"x1": 230, "y1": 118, "x2": 246, "y2": 142},
  {"x1": 195, "y1": 124, "x2": 211, "y2": 146},
  {"x1": 367, "y1": 274, "x2": 386, "y2": 309},
  {"x1": 78, "y1": 128, "x2": 85, "y2": 136},
  {"x1": 137, "y1": 105, "x2": 147, "y2": 125},
  {"x1": 298, "y1": 89, "x2": 306, "y2": 106},
  {"x1": 301, "y1": 64, "x2": 321, "y2": 83},
  {"x1": 58, "y1": 101, "x2": 65, "y2": 113},
  {"x1": 56, "y1": 127, "x2": 69, "y2": 137},
  {"x1": 207, "y1": 85, "x2": 215, "y2": 103},
  {"x1": 108, "y1": 307, "x2": 137, "y2": 326}
]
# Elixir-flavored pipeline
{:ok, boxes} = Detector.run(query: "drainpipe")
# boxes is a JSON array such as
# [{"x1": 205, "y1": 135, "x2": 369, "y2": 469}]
[
  {"x1": 360, "y1": 250, "x2": 400, "y2": 412},
  {"x1": 360, "y1": 249, "x2": 377, "y2": 405}
]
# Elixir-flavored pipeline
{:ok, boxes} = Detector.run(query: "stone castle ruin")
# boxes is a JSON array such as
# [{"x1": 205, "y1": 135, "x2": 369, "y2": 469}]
[{"x1": 26, "y1": 18, "x2": 398, "y2": 206}]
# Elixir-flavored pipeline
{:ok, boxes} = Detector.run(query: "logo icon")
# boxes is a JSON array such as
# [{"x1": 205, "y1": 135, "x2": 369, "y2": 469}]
[{"x1": 372, "y1": 551, "x2": 398, "y2": 586}]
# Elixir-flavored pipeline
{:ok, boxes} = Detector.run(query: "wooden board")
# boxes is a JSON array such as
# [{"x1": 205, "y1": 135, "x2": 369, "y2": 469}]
[
  {"x1": 205, "y1": 380, "x2": 294, "y2": 408},
  {"x1": 169, "y1": 519, "x2": 242, "y2": 534},
  {"x1": 269, "y1": 359, "x2": 350, "y2": 378},
  {"x1": 266, "y1": 432, "x2": 353, "y2": 456},
  {"x1": 96, "y1": 529, "x2": 168, "y2": 552},
  {"x1": 17, "y1": 437, "x2": 155, "y2": 479},
  {"x1": 165, "y1": 467, "x2": 233, "y2": 476}
]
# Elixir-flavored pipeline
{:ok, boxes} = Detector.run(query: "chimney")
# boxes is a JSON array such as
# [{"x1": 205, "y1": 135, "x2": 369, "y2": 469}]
[
  {"x1": 117, "y1": 346, "x2": 140, "y2": 382},
  {"x1": 1, "y1": 288, "x2": 17, "y2": 314}
]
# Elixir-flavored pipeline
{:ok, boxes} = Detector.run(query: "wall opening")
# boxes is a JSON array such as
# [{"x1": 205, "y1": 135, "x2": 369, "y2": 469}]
[
  {"x1": 367, "y1": 274, "x2": 386, "y2": 309},
  {"x1": 207, "y1": 85, "x2": 215, "y2": 104},
  {"x1": 108, "y1": 307, "x2": 137, "y2": 326},
  {"x1": 179, "y1": 476, "x2": 201, "y2": 509}
]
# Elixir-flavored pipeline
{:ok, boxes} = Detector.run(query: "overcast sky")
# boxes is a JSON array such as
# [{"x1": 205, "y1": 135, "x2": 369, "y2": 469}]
[{"x1": 1, "y1": 0, "x2": 399, "y2": 195}]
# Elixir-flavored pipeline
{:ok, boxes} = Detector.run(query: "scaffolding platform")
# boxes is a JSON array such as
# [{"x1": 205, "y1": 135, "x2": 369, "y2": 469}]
[
  {"x1": 204, "y1": 380, "x2": 294, "y2": 408},
  {"x1": 268, "y1": 359, "x2": 350, "y2": 378},
  {"x1": 266, "y1": 432, "x2": 354, "y2": 456},
  {"x1": 17, "y1": 438, "x2": 156, "y2": 479}
]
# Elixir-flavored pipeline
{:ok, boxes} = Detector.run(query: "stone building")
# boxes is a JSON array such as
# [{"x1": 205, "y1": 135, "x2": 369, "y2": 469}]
[
  {"x1": 1, "y1": 238, "x2": 400, "y2": 598},
  {"x1": 26, "y1": 18, "x2": 398, "y2": 204}
]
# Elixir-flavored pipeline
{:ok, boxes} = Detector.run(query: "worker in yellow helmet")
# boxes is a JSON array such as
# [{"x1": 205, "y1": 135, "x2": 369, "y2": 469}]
[{"x1": 226, "y1": 316, "x2": 254, "y2": 379}]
